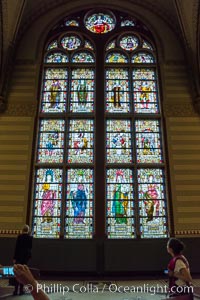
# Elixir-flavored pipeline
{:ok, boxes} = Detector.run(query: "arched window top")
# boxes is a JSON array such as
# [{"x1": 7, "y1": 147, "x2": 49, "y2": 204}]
[
  {"x1": 84, "y1": 11, "x2": 116, "y2": 34},
  {"x1": 45, "y1": 52, "x2": 69, "y2": 63},
  {"x1": 71, "y1": 51, "x2": 95, "y2": 63},
  {"x1": 45, "y1": 35, "x2": 95, "y2": 54},
  {"x1": 105, "y1": 52, "x2": 129, "y2": 63},
  {"x1": 105, "y1": 34, "x2": 155, "y2": 55}
]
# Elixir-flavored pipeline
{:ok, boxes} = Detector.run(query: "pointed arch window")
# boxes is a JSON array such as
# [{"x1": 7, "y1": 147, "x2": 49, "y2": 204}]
[{"x1": 32, "y1": 10, "x2": 168, "y2": 239}]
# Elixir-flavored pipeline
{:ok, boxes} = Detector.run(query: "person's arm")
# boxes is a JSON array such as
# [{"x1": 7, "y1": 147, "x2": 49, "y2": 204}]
[
  {"x1": 173, "y1": 259, "x2": 193, "y2": 283},
  {"x1": 14, "y1": 264, "x2": 50, "y2": 300}
]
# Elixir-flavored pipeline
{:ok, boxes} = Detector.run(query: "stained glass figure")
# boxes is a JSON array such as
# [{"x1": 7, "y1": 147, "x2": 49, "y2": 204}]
[
  {"x1": 65, "y1": 169, "x2": 94, "y2": 238},
  {"x1": 106, "y1": 120, "x2": 132, "y2": 163},
  {"x1": 68, "y1": 119, "x2": 94, "y2": 163},
  {"x1": 45, "y1": 52, "x2": 68, "y2": 63},
  {"x1": 106, "y1": 40, "x2": 116, "y2": 51},
  {"x1": 41, "y1": 68, "x2": 67, "y2": 113},
  {"x1": 47, "y1": 40, "x2": 58, "y2": 50},
  {"x1": 72, "y1": 52, "x2": 95, "y2": 63},
  {"x1": 138, "y1": 169, "x2": 167, "y2": 238},
  {"x1": 65, "y1": 20, "x2": 79, "y2": 27},
  {"x1": 121, "y1": 19, "x2": 135, "y2": 27},
  {"x1": 70, "y1": 68, "x2": 94, "y2": 112},
  {"x1": 61, "y1": 35, "x2": 81, "y2": 50},
  {"x1": 133, "y1": 68, "x2": 159, "y2": 113},
  {"x1": 107, "y1": 168, "x2": 134, "y2": 238},
  {"x1": 33, "y1": 168, "x2": 63, "y2": 238},
  {"x1": 37, "y1": 119, "x2": 65, "y2": 163},
  {"x1": 106, "y1": 68, "x2": 130, "y2": 113},
  {"x1": 135, "y1": 120, "x2": 163, "y2": 163},
  {"x1": 84, "y1": 40, "x2": 94, "y2": 50},
  {"x1": 142, "y1": 40, "x2": 153, "y2": 50},
  {"x1": 106, "y1": 52, "x2": 128, "y2": 63},
  {"x1": 132, "y1": 52, "x2": 155, "y2": 63},
  {"x1": 85, "y1": 13, "x2": 115, "y2": 34},
  {"x1": 119, "y1": 35, "x2": 139, "y2": 51}
]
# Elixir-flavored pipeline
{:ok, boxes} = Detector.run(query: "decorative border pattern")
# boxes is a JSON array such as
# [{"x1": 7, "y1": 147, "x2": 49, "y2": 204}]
[
  {"x1": 0, "y1": 229, "x2": 21, "y2": 235},
  {"x1": 175, "y1": 230, "x2": 200, "y2": 235}
]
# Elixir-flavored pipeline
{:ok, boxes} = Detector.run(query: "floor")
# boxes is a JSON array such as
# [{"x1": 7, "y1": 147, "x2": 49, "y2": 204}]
[{"x1": 1, "y1": 279, "x2": 200, "y2": 299}]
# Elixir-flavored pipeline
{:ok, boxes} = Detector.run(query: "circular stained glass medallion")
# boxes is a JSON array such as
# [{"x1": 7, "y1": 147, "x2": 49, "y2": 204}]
[
  {"x1": 61, "y1": 35, "x2": 81, "y2": 50},
  {"x1": 119, "y1": 35, "x2": 139, "y2": 51},
  {"x1": 85, "y1": 12, "x2": 115, "y2": 34}
]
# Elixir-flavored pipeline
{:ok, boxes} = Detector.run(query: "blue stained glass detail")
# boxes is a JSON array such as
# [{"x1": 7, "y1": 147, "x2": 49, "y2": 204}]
[
  {"x1": 61, "y1": 36, "x2": 81, "y2": 50},
  {"x1": 65, "y1": 168, "x2": 94, "y2": 239},
  {"x1": 119, "y1": 35, "x2": 139, "y2": 51},
  {"x1": 72, "y1": 52, "x2": 95, "y2": 63},
  {"x1": 45, "y1": 52, "x2": 68, "y2": 63}
]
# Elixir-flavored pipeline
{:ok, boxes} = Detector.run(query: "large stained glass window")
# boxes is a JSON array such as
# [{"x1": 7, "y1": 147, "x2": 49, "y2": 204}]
[{"x1": 33, "y1": 10, "x2": 168, "y2": 239}]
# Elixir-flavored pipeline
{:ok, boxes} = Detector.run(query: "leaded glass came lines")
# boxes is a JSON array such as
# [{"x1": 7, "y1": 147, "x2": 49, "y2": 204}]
[
  {"x1": 33, "y1": 168, "x2": 63, "y2": 238},
  {"x1": 65, "y1": 169, "x2": 94, "y2": 238},
  {"x1": 68, "y1": 119, "x2": 94, "y2": 163},
  {"x1": 138, "y1": 169, "x2": 167, "y2": 238},
  {"x1": 107, "y1": 168, "x2": 134, "y2": 239}
]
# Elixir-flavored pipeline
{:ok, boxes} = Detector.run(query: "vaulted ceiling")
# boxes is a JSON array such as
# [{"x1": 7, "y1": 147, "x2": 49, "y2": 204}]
[{"x1": 0, "y1": 0, "x2": 200, "y2": 111}]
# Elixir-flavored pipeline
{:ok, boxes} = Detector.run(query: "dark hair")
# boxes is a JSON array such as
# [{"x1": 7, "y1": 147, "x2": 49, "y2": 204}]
[{"x1": 168, "y1": 238, "x2": 185, "y2": 255}]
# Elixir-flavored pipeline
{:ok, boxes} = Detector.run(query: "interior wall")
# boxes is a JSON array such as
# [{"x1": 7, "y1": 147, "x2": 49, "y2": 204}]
[{"x1": 0, "y1": 1, "x2": 200, "y2": 273}]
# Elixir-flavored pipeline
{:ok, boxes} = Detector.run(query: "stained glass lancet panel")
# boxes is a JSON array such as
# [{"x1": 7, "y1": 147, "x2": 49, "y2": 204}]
[
  {"x1": 37, "y1": 119, "x2": 65, "y2": 163},
  {"x1": 138, "y1": 169, "x2": 167, "y2": 238},
  {"x1": 68, "y1": 119, "x2": 94, "y2": 163},
  {"x1": 33, "y1": 168, "x2": 63, "y2": 238},
  {"x1": 106, "y1": 120, "x2": 132, "y2": 163},
  {"x1": 41, "y1": 68, "x2": 68, "y2": 113},
  {"x1": 65, "y1": 169, "x2": 94, "y2": 238},
  {"x1": 135, "y1": 120, "x2": 163, "y2": 163},
  {"x1": 70, "y1": 68, "x2": 95, "y2": 113},
  {"x1": 133, "y1": 68, "x2": 159, "y2": 114},
  {"x1": 107, "y1": 169, "x2": 134, "y2": 238},
  {"x1": 106, "y1": 68, "x2": 130, "y2": 113}
]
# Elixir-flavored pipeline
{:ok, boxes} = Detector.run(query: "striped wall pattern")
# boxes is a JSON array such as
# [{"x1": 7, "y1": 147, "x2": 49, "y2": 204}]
[
  {"x1": 0, "y1": 63, "x2": 36, "y2": 234},
  {"x1": 166, "y1": 117, "x2": 200, "y2": 235}
]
